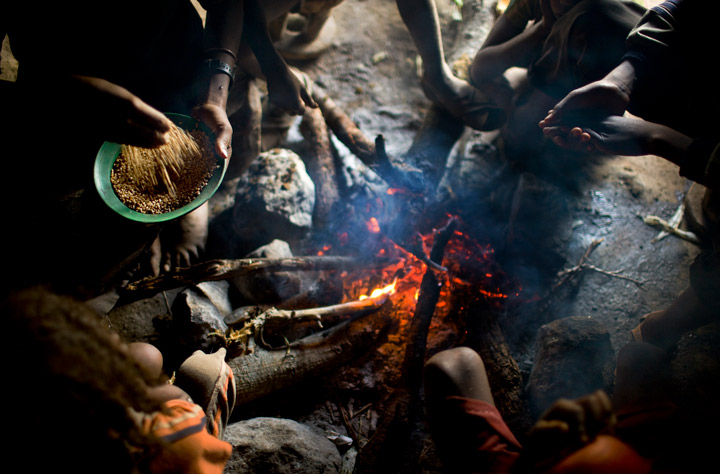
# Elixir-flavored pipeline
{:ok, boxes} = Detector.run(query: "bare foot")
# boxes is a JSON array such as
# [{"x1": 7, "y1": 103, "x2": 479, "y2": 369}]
[
  {"x1": 421, "y1": 73, "x2": 507, "y2": 131},
  {"x1": 150, "y1": 203, "x2": 209, "y2": 276}
]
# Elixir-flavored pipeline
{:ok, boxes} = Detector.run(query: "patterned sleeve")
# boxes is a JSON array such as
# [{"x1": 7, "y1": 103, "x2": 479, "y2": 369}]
[{"x1": 141, "y1": 399, "x2": 232, "y2": 474}]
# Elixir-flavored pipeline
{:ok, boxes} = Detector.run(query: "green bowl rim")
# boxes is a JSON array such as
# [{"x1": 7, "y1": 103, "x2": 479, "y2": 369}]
[{"x1": 93, "y1": 113, "x2": 228, "y2": 223}]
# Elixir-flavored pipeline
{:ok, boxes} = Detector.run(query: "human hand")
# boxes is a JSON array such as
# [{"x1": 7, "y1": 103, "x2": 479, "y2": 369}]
[
  {"x1": 520, "y1": 391, "x2": 615, "y2": 469},
  {"x1": 542, "y1": 115, "x2": 659, "y2": 156},
  {"x1": 193, "y1": 102, "x2": 233, "y2": 160},
  {"x1": 266, "y1": 66, "x2": 318, "y2": 116},
  {"x1": 66, "y1": 75, "x2": 172, "y2": 147},
  {"x1": 539, "y1": 78, "x2": 631, "y2": 129}
]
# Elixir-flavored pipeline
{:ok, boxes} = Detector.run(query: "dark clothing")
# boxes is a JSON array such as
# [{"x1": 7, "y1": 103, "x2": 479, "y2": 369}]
[
  {"x1": 624, "y1": 0, "x2": 720, "y2": 139},
  {"x1": 528, "y1": 0, "x2": 645, "y2": 100}
]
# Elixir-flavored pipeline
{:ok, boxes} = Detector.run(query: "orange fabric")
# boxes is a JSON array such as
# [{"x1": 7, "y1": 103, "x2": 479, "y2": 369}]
[
  {"x1": 141, "y1": 399, "x2": 232, "y2": 474},
  {"x1": 546, "y1": 435, "x2": 652, "y2": 474}
]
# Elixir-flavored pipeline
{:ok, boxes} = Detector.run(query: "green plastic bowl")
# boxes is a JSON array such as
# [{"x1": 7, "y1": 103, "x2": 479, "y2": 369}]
[{"x1": 93, "y1": 113, "x2": 228, "y2": 223}]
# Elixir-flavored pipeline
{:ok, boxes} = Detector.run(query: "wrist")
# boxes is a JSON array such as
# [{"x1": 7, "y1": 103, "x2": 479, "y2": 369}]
[
  {"x1": 606, "y1": 60, "x2": 636, "y2": 99},
  {"x1": 648, "y1": 124, "x2": 692, "y2": 166}
]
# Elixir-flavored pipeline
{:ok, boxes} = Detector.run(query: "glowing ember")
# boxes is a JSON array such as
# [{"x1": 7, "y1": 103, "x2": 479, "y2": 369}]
[
  {"x1": 366, "y1": 217, "x2": 381, "y2": 234},
  {"x1": 359, "y1": 279, "x2": 397, "y2": 300}
]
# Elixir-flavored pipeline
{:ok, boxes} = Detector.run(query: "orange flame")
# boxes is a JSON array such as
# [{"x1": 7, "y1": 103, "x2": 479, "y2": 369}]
[
  {"x1": 366, "y1": 217, "x2": 381, "y2": 234},
  {"x1": 359, "y1": 278, "x2": 398, "y2": 300}
]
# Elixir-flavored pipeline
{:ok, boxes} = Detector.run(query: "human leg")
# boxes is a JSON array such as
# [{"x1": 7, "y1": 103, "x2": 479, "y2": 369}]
[
  {"x1": 424, "y1": 347, "x2": 521, "y2": 473},
  {"x1": 396, "y1": 0, "x2": 506, "y2": 131}
]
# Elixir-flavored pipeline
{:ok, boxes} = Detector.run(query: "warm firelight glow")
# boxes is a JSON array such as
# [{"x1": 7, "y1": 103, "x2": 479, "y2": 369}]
[
  {"x1": 359, "y1": 278, "x2": 398, "y2": 300},
  {"x1": 366, "y1": 217, "x2": 381, "y2": 233}
]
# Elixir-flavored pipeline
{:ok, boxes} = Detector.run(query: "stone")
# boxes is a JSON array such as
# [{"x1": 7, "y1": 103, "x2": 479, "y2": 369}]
[
  {"x1": 231, "y1": 239, "x2": 303, "y2": 304},
  {"x1": 106, "y1": 289, "x2": 182, "y2": 342},
  {"x1": 527, "y1": 316, "x2": 615, "y2": 419},
  {"x1": 224, "y1": 417, "x2": 342, "y2": 474},
  {"x1": 245, "y1": 239, "x2": 294, "y2": 259},
  {"x1": 171, "y1": 282, "x2": 230, "y2": 356},
  {"x1": 233, "y1": 149, "x2": 315, "y2": 249}
]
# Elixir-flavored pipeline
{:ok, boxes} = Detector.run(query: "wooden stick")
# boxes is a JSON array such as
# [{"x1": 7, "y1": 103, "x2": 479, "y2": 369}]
[
  {"x1": 229, "y1": 304, "x2": 393, "y2": 407},
  {"x1": 311, "y1": 85, "x2": 378, "y2": 167},
  {"x1": 120, "y1": 256, "x2": 382, "y2": 300},
  {"x1": 644, "y1": 214, "x2": 701, "y2": 245},
  {"x1": 299, "y1": 105, "x2": 341, "y2": 228}
]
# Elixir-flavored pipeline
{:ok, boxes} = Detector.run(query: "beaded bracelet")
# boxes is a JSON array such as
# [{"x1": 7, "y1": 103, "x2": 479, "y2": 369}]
[{"x1": 203, "y1": 58, "x2": 236, "y2": 86}]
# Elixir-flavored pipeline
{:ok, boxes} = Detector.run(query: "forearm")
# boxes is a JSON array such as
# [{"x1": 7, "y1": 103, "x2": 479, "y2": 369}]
[
  {"x1": 646, "y1": 123, "x2": 693, "y2": 167},
  {"x1": 201, "y1": 0, "x2": 245, "y2": 108},
  {"x1": 241, "y1": 0, "x2": 288, "y2": 81},
  {"x1": 471, "y1": 21, "x2": 546, "y2": 83},
  {"x1": 601, "y1": 59, "x2": 637, "y2": 101}
]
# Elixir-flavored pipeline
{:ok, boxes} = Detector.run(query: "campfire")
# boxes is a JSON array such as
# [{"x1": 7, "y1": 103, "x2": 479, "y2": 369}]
[{"x1": 114, "y1": 69, "x2": 528, "y2": 474}]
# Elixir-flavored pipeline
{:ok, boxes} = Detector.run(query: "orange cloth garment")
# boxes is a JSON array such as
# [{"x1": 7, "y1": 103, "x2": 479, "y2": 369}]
[{"x1": 140, "y1": 399, "x2": 232, "y2": 474}]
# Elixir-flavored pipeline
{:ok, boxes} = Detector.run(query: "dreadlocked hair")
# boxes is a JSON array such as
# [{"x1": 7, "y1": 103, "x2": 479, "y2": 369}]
[{"x1": 2, "y1": 286, "x2": 165, "y2": 473}]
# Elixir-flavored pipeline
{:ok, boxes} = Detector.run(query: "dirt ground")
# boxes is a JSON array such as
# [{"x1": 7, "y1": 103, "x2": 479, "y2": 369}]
[{"x1": 294, "y1": 0, "x2": 697, "y2": 358}]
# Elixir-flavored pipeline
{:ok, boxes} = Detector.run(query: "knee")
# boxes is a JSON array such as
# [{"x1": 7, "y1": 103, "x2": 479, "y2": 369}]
[
  {"x1": 424, "y1": 347, "x2": 488, "y2": 400},
  {"x1": 425, "y1": 347, "x2": 484, "y2": 378},
  {"x1": 126, "y1": 342, "x2": 164, "y2": 381}
]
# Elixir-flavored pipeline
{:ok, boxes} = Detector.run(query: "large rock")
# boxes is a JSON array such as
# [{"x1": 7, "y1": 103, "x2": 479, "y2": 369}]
[
  {"x1": 233, "y1": 148, "x2": 315, "y2": 249},
  {"x1": 232, "y1": 239, "x2": 303, "y2": 304},
  {"x1": 224, "y1": 417, "x2": 342, "y2": 474},
  {"x1": 171, "y1": 281, "x2": 231, "y2": 356},
  {"x1": 527, "y1": 316, "x2": 615, "y2": 418}
]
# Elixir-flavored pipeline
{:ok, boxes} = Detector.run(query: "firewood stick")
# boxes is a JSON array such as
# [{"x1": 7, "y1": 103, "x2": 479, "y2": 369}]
[
  {"x1": 299, "y1": 105, "x2": 340, "y2": 228},
  {"x1": 121, "y1": 256, "x2": 385, "y2": 300},
  {"x1": 262, "y1": 293, "x2": 390, "y2": 322},
  {"x1": 311, "y1": 85, "x2": 378, "y2": 167},
  {"x1": 644, "y1": 214, "x2": 701, "y2": 244}
]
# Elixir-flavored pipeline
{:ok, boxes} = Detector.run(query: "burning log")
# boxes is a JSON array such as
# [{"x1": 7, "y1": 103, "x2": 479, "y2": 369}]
[
  {"x1": 354, "y1": 218, "x2": 458, "y2": 474},
  {"x1": 299, "y1": 104, "x2": 341, "y2": 228},
  {"x1": 228, "y1": 298, "x2": 393, "y2": 406},
  {"x1": 120, "y1": 256, "x2": 379, "y2": 301}
]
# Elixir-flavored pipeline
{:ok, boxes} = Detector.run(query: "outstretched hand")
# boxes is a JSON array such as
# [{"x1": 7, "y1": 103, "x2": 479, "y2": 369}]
[
  {"x1": 542, "y1": 114, "x2": 661, "y2": 156},
  {"x1": 539, "y1": 79, "x2": 631, "y2": 129},
  {"x1": 66, "y1": 75, "x2": 172, "y2": 148}
]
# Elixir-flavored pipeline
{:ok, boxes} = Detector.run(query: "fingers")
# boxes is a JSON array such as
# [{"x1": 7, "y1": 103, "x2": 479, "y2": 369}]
[
  {"x1": 193, "y1": 104, "x2": 233, "y2": 160},
  {"x1": 300, "y1": 86, "x2": 318, "y2": 109},
  {"x1": 115, "y1": 119, "x2": 169, "y2": 148},
  {"x1": 127, "y1": 96, "x2": 173, "y2": 134}
]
